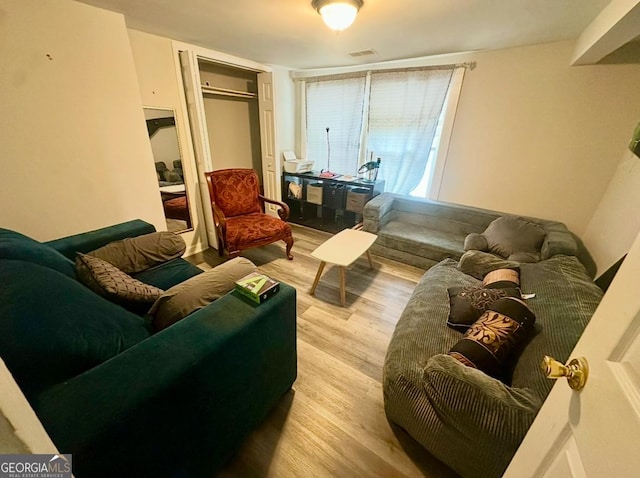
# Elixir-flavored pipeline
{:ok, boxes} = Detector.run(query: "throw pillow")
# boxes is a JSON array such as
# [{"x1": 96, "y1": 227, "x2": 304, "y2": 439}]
[
  {"x1": 457, "y1": 250, "x2": 520, "y2": 280},
  {"x1": 447, "y1": 286, "x2": 521, "y2": 331},
  {"x1": 88, "y1": 231, "x2": 186, "y2": 274},
  {"x1": 76, "y1": 253, "x2": 163, "y2": 310},
  {"x1": 463, "y1": 233, "x2": 488, "y2": 252},
  {"x1": 448, "y1": 297, "x2": 536, "y2": 378},
  {"x1": 483, "y1": 268, "x2": 520, "y2": 289},
  {"x1": 149, "y1": 257, "x2": 257, "y2": 331},
  {"x1": 483, "y1": 216, "x2": 546, "y2": 261}
]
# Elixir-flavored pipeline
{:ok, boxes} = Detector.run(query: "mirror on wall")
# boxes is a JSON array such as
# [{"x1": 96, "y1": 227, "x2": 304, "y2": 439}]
[{"x1": 144, "y1": 107, "x2": 193, "y2": 233}]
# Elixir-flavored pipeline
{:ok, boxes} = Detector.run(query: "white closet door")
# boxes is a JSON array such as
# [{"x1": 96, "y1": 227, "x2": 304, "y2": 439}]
[
  {"x1": 257, "y1": 72, "x2": 280, "y2": 215},
  {"x1": 179, "y1": 50, "x2": 217, "y2": 248}
]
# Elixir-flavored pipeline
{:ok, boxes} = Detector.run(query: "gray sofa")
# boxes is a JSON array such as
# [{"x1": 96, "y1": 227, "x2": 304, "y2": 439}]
[
  {"x1": 363, "y1": 193, "x2": 579, "y2": 269},
  {"x1": 366, "y1": 193, "x2": 602, "y2": 475},
  {"x1": 383, "y1": 252, "x2": 603, "y2": 477}
]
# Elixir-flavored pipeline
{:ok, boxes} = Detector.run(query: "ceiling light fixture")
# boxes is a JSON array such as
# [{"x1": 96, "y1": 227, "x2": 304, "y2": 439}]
[{"x1": 312, "y1": 0, "x2": 364, "y2": 32}]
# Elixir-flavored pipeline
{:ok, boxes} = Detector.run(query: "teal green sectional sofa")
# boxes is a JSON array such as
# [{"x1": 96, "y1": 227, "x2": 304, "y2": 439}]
[{"x1": 0, "y1": 220, "x2": 297, "y2": 477}]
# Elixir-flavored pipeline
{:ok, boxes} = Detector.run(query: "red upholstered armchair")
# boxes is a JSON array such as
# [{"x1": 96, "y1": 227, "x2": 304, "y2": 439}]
[{"x1": 204, "y1": 169, "x2": 294, "y2": 260}]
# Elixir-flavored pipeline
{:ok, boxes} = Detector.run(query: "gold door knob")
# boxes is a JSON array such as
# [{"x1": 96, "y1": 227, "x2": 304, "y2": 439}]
[{"x1": 541, "y1": 356, "x2": 589, "y2": 391}]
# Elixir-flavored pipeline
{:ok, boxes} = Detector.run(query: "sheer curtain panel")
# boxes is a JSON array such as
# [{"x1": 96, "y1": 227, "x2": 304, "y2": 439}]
[{"x1": 367, "y1": 69, "x2": 453, "y2": 194}]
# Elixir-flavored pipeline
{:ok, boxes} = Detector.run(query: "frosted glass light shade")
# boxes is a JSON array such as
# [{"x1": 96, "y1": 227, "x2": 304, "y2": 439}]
[{"x1": 312, "y1": 0, "x2": 363, "y2": 31}]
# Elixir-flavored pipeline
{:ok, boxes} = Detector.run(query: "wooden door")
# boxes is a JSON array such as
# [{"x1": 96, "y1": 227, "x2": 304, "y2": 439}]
[
  {"x1": 257, "y1": 72, "x2": 280, "y2": 216},
  {"x1": 505, "y1": 230, "x2": 640, "y2": 477},
  {"x1": 179, "y1": 50, "x2": 218, "y2": 247}
]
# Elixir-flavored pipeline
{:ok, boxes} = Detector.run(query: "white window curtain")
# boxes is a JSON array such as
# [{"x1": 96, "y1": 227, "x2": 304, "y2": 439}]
[
  {"x1": 303, "y1": 65, "x2": 462, "y2": 196},
  {"x1": 366, "y1": 69, "x2": 453, "y2": 194},
  {"x1": 305, "y1": 77, "x2": 366, "y2": 175}
]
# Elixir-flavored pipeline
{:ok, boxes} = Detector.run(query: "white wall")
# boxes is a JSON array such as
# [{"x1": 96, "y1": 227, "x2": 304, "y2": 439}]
[
  {"x1": 582, "y1": 148, "x2": 640, "y2": 274},
  {"x1": 149, "y1": 127, "x2": 181, "y2": 168},
  {"x1": 440, "y1": 41, "x2": 640, "y2": 236},
  {"x1": 0, "y1": 0, "x2": 165, "y2": 240},
  {"x1": 203, "y1": 97, "x2": 262, "y2": 171}
]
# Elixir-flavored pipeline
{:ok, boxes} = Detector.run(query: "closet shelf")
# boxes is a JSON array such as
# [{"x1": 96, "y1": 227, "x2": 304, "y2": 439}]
[{"x1": 201, "y1": 85, "x2": 257, "y2": 99}]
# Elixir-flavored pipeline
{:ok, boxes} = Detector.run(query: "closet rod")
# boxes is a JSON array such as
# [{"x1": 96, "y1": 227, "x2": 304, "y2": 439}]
[{"x1": 201, "y1": 85, "x2": 257, "y2": 99}]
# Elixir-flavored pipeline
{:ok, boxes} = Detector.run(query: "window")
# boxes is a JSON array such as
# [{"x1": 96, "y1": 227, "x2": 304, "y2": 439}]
[
  {"x1": 305, "y1": 77, "x2": 366, "y2": 177},
  {"x1": 303, "y1": 67, "x2": 459, "y2": 196}
]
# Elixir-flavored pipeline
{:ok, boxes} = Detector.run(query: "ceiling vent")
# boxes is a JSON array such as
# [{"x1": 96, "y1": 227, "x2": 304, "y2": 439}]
[{"x1": 349, "y1": 49, "x2": 376, "y2": 57}]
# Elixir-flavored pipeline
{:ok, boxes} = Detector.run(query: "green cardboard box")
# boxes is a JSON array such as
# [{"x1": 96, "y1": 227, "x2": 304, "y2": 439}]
[{"x1": 234, "y1": 272, "x2": 280, "y2": 304}]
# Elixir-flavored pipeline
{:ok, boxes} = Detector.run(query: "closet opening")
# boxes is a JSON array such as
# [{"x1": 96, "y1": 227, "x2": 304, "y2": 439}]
[
  {"x1": 179, "y1": 50, "x2": 279, "y2": 249},
  {"x1": 198, "y1": 60, "x2": 263, "y2": 185}
]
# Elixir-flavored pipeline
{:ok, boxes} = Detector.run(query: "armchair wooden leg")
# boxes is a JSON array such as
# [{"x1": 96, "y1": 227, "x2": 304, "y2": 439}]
[{"x1": 284, "y1": 235, "x2": 294, "y2": 260}]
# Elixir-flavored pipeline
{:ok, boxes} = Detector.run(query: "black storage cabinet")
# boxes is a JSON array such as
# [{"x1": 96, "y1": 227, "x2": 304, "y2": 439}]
[{"x1": 282, "y1": 172, "x2": 385, "y2": 233}]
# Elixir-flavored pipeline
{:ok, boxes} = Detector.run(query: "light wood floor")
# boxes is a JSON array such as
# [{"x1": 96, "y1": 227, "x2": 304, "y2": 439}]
[{"x1": 189, "y1": 225, "x2": 459, "y2": 478}]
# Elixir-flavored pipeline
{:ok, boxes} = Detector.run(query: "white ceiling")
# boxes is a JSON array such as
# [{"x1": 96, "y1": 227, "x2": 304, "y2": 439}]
[{"x1": 77, "y1": 0, "x2": 612, "y2": 70}]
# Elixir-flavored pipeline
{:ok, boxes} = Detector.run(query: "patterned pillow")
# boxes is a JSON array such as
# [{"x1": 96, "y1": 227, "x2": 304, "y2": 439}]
[
  {"x1": 483, "y1": 268, "x2": 520, "y2": 289},
  {"x1": 447, "y1": 286, "x2": 521, "y2": 331},
  {"x1": 76, "y1": 253, "x2": 163, "y2": 310},
  {"x1": 448, "y1": 297, "x2": 536, "y2": 378}
]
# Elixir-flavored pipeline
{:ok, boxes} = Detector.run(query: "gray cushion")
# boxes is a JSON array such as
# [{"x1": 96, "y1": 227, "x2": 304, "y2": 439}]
[
  {"x1": 376, "y1": 220, "x2": 466, "y2": 261},
  {"x1": 88, "y1": 231, "x2": 186, "y2": 274},
  {"x1": 483, "y1": 216, "x2": 546, "y2": 261},
  {"x1": 166, "y1": 171, "x2": 182, "y2": 182},
  {"x1": 76, "y1": 253, "x2": 163, "y2": 308},
  {"x1": 463, "y1": 232, "x2": 488, "y2": 252},
  {"x1": 149, "y1": 257, "x2": 257, "y2": 331},
  {"x1": 458, "y1": 250, "x2": 520, "y2": 280},
  {"x1": 509, "y1": 251, "x2": 542, "y2": 263}
]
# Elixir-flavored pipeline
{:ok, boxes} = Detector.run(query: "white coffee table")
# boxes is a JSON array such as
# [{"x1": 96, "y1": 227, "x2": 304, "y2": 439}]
[{"x1": 310, "y1": 228, "x2": 378, "y2": 306}]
